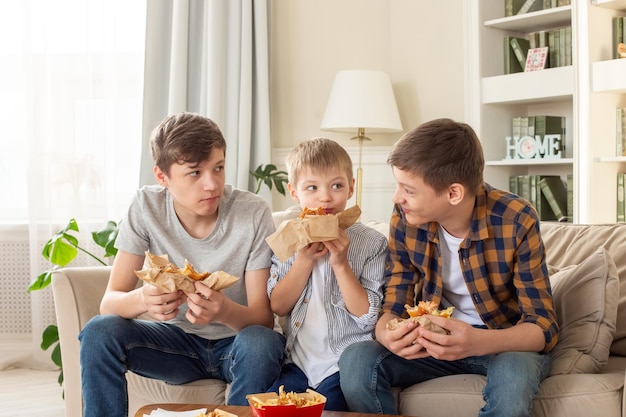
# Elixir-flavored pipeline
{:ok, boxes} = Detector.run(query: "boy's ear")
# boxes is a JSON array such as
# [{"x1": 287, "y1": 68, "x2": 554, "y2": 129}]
[
  {"x1": 288, "y1": 183, "x2": 299, "y2": 202},
  {"x1": 448, "y1": 183, "x2": 465, "y2": 206},
  {"x1": 153, "y1": 165, "x2": 167, "y2": 187},
  {"x1": 348, "y1": 177, "x2": 356, "y2": 199}
]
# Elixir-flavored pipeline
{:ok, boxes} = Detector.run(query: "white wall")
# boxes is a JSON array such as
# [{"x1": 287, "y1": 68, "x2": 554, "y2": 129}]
[{"x1": 269, "y1": 0, "x2": 466, "y2": 218}]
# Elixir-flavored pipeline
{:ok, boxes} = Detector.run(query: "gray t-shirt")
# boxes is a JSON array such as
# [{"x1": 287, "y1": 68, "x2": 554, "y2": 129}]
[{"x1": 115, "y1": 184, "x2": 275, "y2": 340}]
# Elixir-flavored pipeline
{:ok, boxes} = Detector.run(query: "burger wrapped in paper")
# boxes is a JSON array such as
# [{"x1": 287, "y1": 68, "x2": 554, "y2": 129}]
[
  {"x1": 265, "y1": 205, "x2": 361, "y2": 262},
  {"x1": 386, "y1": 301, "x2": 454, "y2": 335},
  {"x1": 134, "y1": 251, "x2": 239, "y2": 293}
]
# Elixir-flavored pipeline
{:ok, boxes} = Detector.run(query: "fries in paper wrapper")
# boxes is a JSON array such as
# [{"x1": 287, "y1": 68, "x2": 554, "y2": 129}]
[
  {"x1": 265, "y1": 205, "x2": 361, "y2": 262},
  {"x1": 134, "y1": 251, "x2": 239, "y2": 293},
  {"x1": 386, "y1": 301, "x2": 455, "y2": 335},
  {"x1": 247, "y1": 386, "x2": 326, "y2": 417}
]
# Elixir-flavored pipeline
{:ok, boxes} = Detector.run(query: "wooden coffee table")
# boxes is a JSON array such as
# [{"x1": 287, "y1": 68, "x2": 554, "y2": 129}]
[{"x1": 134, "y1": 403, "x2": 411, "y2": 417}]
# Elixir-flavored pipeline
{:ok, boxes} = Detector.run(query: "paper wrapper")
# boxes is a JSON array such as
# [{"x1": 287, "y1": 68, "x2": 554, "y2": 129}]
[
  {"x1": 134, "y1": 252, "x2": 239, "y2": 293},
  {"x1": 265, "y1": 205, "x2": 361, "y2": 262},
  {"x1": 386, "y1": 316, "x2": 449, "y2": 335}
]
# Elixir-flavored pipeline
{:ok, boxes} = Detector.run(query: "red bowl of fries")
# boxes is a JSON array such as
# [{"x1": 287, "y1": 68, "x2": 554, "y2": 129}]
[{"x1": 246, "y1": 387, "x2": 326, "y2": 417}]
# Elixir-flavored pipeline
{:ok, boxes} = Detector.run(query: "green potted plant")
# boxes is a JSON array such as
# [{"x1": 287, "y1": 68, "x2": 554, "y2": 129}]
[
  {"x1": 250, "y1": 163, "x2": 288, "y2": 196},
  {"x1": 28, "y1": 218, "x2": 119, "y2": 387}
]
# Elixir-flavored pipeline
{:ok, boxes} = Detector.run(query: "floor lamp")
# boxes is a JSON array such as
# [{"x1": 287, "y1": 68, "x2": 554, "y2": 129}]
[{"x1": 320, "y1": 70, "x2": 403, "y2": 209}]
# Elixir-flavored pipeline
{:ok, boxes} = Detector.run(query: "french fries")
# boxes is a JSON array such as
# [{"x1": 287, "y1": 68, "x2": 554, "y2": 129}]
[
  {"x1": 248, "y1": 385, "x2": 324, "y2": 408},
  {"x1": 405, "y1": 301, "x2": 454, "y2": 318},
  {"x1": 298, "y1": 206, "x2": 328, "y2": 218}
]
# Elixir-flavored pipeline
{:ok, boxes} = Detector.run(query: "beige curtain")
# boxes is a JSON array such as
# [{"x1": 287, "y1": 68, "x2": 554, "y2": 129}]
[
  {"x1": 140, "y1": 0, "x2": 272, "y2": 199},
  {"x1": 0, "y1": 0, "x2": 146, "y2": 368}
]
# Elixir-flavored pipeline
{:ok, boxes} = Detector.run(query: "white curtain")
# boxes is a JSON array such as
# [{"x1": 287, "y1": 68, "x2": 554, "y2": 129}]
[
  {"x1": 140, "y1": 0, "x2": 272, "y2": 199},
  {"x1": 0, "y1": 0, "x2": 146, "y2": 367}
]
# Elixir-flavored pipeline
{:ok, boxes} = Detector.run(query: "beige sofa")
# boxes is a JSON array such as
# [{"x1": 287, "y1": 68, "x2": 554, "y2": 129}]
[{"x1": 52, "y1": 216, "x2": 626, "y2": 417}]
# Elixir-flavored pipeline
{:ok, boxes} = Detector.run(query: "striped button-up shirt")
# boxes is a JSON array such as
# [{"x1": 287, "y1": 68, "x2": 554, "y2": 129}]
[
  {"x1": 383, "y1": 183, "x2": 559, "y2": 352},
  {"x1": 269, "y1": 222, "x2": 388, "y2": 357}
]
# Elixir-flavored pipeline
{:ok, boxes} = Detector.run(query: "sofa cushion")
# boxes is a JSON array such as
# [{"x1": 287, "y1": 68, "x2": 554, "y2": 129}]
[
  {"x1": 539, "y1": 222, "x2": 626, "y2": 356},
  {"x1": 365, "y1": 219, "x2": 390, "y2": 238},
  {"x1": 548, "y1": 247, "x2": 619, "y2": 375},
  {"x1": 271, "y1": 205, "x2": 301, "y2": 229},
  {"x1": 398, "y1": 370, "x2": 625, "y2": 417}
]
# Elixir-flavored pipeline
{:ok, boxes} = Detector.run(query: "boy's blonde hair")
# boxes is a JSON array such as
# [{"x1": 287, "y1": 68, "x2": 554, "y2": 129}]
[{"x1": 286, "y1": 137, "x2": 353, "y2": 185}]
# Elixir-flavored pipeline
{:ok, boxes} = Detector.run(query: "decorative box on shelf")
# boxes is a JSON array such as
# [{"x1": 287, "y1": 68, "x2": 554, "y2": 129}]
[{"x1": 504, "y1": 135, "x2": 563, "y2": 160}]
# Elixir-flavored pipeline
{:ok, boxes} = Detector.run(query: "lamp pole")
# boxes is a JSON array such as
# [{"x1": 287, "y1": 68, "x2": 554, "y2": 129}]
[{"x1": 352, "y1": 127, "x2": 370, "y2": 209}]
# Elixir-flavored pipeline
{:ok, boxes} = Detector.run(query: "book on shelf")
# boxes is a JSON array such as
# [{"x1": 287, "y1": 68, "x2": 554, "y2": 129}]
[
  {"x1": 567, "y1": 174, "x2": 573, "y2": 220},
  {"x1": 510, "y1": 37, "x2": 530, "y2": 71},
  {"x1": 564, "y1": 26, "x2": 572, "y2": 66},
  {"x1": 544, "y1": 26, "x2": 571, "y2": 69},
  {"x1": 509, "y1": 176, "x2": 518, "y2": 195},
  {"x1": 504, "y1": 36, "x2": 528, "y2": 74},
  {"x1": 512, "y1": 116, "x2": 522, "y2": 137},
  {"x1": 535, "y1": 115, "x2": 566, "y2": 152},
  {"x1": 520, "y1": 115, "x2": 530, "y2": 137},
  {"x1": 511, "y1": 175, "x2": 566, "y2": 221},
  {"x1": 613, "y1": 16, "x2": 624, "y2": 60},
  {"x1": 539, "y1": 176, "x2": 568, "y2": 222},
  {"x1": 517, "y1": 175, "x2": 531, "y2": 203},
  {"x1": 517, "y1": 0, "x2": 542, "y2": 15},
  {"x1": 505, "y1": 0, "x2": 527, "y2": 17},
  {"x1": 548, "y1": 30, "x2": 558, "y2": 69},
  {"x1": 618, "y1": 108, "x2": 626, "y2": 157},
  {"x1": 618, "y1": 173, "x2": 625, "y2": 223},
  {"x1": 559, "y1": 27, "x2": 568, "y2": 67}
]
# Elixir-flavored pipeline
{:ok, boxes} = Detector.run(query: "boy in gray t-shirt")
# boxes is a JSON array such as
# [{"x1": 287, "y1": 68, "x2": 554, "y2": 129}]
[{"x1": 78, "y1": 112, "x2": 285, "y2": 417}]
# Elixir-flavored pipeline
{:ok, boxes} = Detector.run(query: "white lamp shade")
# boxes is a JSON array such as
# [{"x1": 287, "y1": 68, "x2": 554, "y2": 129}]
[{"x1": 321, "y1": 70, "x2": 403, "y2": 133}]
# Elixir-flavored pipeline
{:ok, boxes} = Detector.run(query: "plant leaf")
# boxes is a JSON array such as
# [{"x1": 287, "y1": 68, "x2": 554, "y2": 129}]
[
  {"x1": 275, "y1": 181, "x2": 286, "y2": 196},
  {"x1": 41, "y1": 324, "x2": 59, "y2": 350},
  {"x1": 92, "y1": 220, "x2": 119, "y2": 258},
  {"x1": 28, "y1": 270, "x2": 54, "y2": 292},
  {"x1": 50, "y1": 342, "x2": 62, "y2": 368},
  {"x1": 48, "y1": 238, "x2": 79, "y2": 266},
  {"x1": 42, "y1": 219, "x2": 80, "y2": 266}
]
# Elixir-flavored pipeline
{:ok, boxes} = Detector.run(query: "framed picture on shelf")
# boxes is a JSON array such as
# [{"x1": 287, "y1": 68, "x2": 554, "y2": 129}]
[{"x1": 525, "y1": 47, "x2": 549, "y2": 72}]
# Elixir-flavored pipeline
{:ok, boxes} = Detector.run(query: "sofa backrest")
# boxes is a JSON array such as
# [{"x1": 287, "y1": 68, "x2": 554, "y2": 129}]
[{"x1": 539, "y1": 222, "x2": 626, "y2": 356}]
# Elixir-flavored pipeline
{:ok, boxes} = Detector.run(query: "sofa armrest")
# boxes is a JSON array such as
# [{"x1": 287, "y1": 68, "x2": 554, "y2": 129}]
[{"x1": 51, "y1": 266, "x2": 111, "y2": 417}]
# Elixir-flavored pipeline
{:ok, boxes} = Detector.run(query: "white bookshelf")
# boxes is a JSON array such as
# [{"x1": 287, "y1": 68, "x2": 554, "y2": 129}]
[
  {"x1": 466, "y1": 1, "x2": 626, "y2": 224},
  {"x1": 593, "y1": 59, "x2": 626, "y2": 93}
]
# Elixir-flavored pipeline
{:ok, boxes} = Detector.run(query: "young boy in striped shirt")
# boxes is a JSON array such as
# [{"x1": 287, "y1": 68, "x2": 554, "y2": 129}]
[{"x1": 267, "y1": 137, "x2": 388, "y2": 411}]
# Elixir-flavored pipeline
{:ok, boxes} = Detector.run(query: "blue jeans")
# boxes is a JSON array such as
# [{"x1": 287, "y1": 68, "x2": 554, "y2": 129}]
[
  {"x1": 267, "y1": 362, "x2": 347, "y2": 411},
  {"x1": 78, "y1": 315, "x2": 286, "y2": 417},
  {"x1": 338, "y1": 340, "x2": 551, "y2": 417}
]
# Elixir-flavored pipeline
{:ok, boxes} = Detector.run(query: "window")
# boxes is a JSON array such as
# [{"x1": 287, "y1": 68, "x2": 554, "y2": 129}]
[{"x1": 0, "y1": 0, "x2": 146, "y2": 224}]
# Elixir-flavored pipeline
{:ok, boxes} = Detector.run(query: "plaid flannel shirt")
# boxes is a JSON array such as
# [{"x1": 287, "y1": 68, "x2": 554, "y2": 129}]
[{"x1": 382, "y1": 183, "x2": 559, "y2": 352}]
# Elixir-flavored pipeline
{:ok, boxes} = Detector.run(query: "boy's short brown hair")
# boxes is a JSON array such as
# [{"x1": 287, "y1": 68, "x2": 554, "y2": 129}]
[
  {"x1": 387, "y1": 118, "x2": 484, "y2": 195},
  {"x1": 286, "y1": 137, "x2": 353, "y2": 185},
  {"x1": 150, "y1": 112, "x2": 227, "y2": 175}
]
